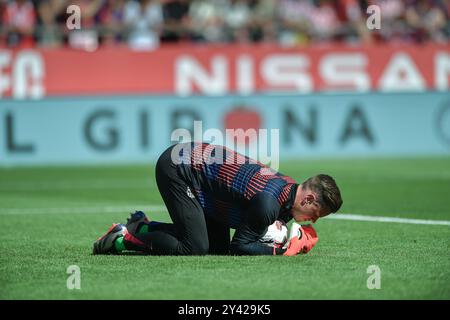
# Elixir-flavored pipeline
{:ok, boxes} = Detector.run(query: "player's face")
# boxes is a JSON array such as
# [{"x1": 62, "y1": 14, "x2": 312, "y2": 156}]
[
  {"x1": 293, "y1": 207, "x2": 321, "y2": 223},
  {"x1": 293, "y1": 195, "x2": 330, "y2": 223}
]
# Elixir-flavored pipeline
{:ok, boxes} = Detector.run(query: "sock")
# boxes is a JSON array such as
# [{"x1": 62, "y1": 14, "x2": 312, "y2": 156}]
[
  {"x1": 137, "y1": 221, "x2": 162, "y2": 235},
  {"x1": 114, "y1": 236, "x2": 126, "y2": 252},
  {"x1": 123, "y1": 231, "x2": 148, "y2": 251},
  {"x1": 137, "y1": 224, "x2": 149, "y2": 235}
]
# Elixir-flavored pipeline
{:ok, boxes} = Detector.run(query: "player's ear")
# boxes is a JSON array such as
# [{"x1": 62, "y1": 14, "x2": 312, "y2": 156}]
[{"x1": 305, "y1": 193, "x2": 316, "y2": 205}]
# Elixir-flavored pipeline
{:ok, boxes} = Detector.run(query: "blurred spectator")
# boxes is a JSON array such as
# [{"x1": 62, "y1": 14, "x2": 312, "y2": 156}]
[
  {"x1": 2, "y1": 0, "x2": 36, "y2": 47},
  {"x1": 309, "y1": 0, "x2": 342, "y2": 42},
  {"x1": 35, "y1": 0, "x2": 66, "y2": 47},
  {"x1": 0, "y1": 1, "x2": 5, "y2": 45},
  {"x1": 98, "y1": 0, "x2": 126, "y2": 46},
  {"x1": 405, "y1": 0, "x2": 448, "y2": 43},
  {"x1": 224, "y1": 0, "x2": 251, "y2": 42},
  {"x1": 249, "y1": 0, "x2": 277, "y2": 42},
  {"x1": 189, "y1": 0, "x2": 227, "y2": 43},
  {"x1": 65, "y1": 0, "x2": 104, "y2": 51},
  {"x1": 334, "y1": 0, "x2": 372, "y2": 44},
  {"x1": 368, "y1": 0, "x2": 407, "y2": 43},
  {"x1": 0, "y1": 0, "x2": 448, "y2": 49},
  {"x1": 277, "y1": 0, "x2": 314, "y2": 46},
  {"x1": 161, "y1": 0, "x2": 193, "y2": 43},
  {"x1": 124, "y1": 0, "x2": 163, "y2": 50}
]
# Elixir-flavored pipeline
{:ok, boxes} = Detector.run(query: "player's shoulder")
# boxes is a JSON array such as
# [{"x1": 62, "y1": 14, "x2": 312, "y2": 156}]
[
  {"x1": 274, "y1": 170, "x2": 297, "y2": 183},
  {"x1": 249, "y1": 191, "x2": 280, "y2": 208},
  {"x1": 246, "y1": 192, "x2": 281, "y2": 222},
  {"x1": 257, "y1": 166, "x2": 297, "y2": 183}
]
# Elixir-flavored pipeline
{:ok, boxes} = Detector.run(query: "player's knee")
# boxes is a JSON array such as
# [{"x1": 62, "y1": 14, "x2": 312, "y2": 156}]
[
  {"x1": 178, "y1": 241, "x2": 209, "y2": 255},
  {"x1": 190, "y1": 242, "x2": 209, "y2": 255}
]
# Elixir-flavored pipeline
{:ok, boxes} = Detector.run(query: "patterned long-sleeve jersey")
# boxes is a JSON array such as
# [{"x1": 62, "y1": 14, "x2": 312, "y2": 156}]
[{"x1": 173, "y1": 142, "x2": 299, "y2": 255}]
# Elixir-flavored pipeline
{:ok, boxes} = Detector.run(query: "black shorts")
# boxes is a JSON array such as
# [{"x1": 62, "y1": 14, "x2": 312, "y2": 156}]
[{"x1": 155, "y1": 144, "x2": 229, "y2": 255}]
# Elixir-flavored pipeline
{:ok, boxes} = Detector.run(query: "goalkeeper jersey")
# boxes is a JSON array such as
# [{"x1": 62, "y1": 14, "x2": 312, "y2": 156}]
[{"x1": 174, "y1": 142, "x2": 298, "y2": 255}]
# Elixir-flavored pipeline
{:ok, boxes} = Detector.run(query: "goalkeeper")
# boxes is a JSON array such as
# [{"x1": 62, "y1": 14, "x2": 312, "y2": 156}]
[{"x1": 93, "y1": 142, "x2": 343, "y2": 256}]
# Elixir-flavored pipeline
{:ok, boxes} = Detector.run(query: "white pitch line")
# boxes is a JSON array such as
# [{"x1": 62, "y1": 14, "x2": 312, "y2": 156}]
[
  {"x1": 0, "y1": 205, "x2": 167, "y2": 215},
  {"x1": 325, "y1": 214, "x2": 450, "y2": 226},
  {"x1": 0, "y1": 205, "x2": 449, "y2": 227},
  {"x1": 0, "y1": 180, "x2": 154, "y2": 191}
]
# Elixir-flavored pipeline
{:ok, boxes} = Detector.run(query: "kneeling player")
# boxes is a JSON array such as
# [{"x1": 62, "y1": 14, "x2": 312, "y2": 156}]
[{"x1": 93, "y1": 142, "x2": 343, "y2": 256}]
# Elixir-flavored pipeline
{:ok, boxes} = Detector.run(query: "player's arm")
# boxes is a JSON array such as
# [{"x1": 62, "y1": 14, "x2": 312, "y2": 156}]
[
  {"x1": 230, "y1": 194, "x2": 287, "y2": 256},
  {"x1": 230, "y1": 236, "x2": 287, "y2": 255}
]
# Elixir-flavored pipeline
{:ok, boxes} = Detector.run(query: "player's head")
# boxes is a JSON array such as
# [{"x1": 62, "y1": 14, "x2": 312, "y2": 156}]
[{"x1": 292, "y1": 174, "x2": 343, "y2": 223}]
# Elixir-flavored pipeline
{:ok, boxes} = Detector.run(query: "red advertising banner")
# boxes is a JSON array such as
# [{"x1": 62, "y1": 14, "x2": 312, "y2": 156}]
[{"x1": 0, "y1": 44, "x2": 449, "y2": 99}]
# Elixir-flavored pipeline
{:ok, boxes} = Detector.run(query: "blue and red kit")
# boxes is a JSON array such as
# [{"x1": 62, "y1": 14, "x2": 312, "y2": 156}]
[{"x1": 136, "y1": 142, "x2": 299, "y2": 255}]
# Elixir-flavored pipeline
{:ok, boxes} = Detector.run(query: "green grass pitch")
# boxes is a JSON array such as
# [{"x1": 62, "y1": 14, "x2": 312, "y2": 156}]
[{"x1": 0, "y1": 158, "x2": 449, "y2": 299}]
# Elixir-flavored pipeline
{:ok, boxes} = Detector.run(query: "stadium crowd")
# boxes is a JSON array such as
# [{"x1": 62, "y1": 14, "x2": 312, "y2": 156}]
[{"x1": 1, "y1": 0, "x2": 449, "y2": 50}]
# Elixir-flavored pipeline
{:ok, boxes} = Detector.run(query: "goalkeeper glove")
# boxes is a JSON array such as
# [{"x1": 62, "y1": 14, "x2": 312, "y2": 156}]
[
  {"x1": 283, "y1": 223, "x2": 318, "y2": 256},
  {"x1": 300, "y1": 224, "x2": 318, "y2": 253}
]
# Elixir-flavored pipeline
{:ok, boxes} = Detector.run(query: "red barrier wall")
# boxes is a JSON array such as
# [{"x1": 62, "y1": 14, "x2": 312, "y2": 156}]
[{"x1": 0, "y1": 44, "x2": 449, "y2": 99}]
